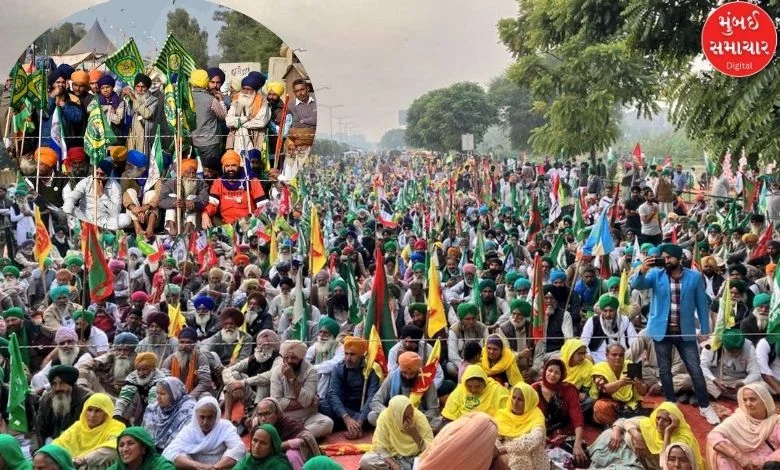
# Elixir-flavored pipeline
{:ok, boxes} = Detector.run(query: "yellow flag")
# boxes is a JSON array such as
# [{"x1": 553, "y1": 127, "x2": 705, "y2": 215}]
[
  {"x1": 711, "y1": 278, "x2": 733, "y2": 351},
  {"x1": 426, "y1": 260, "x2": 447, "y2": 337},
  {"x1": 309, "y1": 205, "x2": 326, "y2": 275},
  {"x1": 618, "y1": 269, "x2": 629, "y2": 314},
  {"x1": 269, "y1": 220, "x2": 278, "y2": 265},
  {"x1": 167, "y1": 304, "x2": 186, "y2": 338},
  {"x1": 33, "y1": 206, "x2": 51, "y2": 270},
  {"x1": 364, "y1": 325, "x2": 386, "y2": 382}
]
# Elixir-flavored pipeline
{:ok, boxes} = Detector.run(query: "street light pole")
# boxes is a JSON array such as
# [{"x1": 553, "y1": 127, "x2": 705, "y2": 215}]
[{"x1": 319, "y1": 104, "x2": 343, "y2": 140}]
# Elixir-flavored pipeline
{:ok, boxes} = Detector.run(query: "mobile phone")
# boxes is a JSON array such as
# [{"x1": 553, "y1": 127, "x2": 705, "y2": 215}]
[
  {"x1": 651, "y1": 257, "x2": 666, "y2": 268},
  {"x1": 627, "y1": 362, "x2": 642, "y2": 380}
]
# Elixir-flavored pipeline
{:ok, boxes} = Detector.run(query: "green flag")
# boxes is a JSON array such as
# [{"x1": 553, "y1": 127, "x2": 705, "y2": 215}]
[
  {"x1": 12, "y1": 99, "x2": 35, "y2": 134},
  {"x1": 9, "y1": 63, "x2": 28, "y2": 110},
  {"x1": 7, "y1": 332, "x2": 29, "y2": 432},
  {"x1": 291, "y1": 270, "x2": 309, "y2": 342},
  {"x1": 768, "y1": 261, "x2": 780, "y2": 333},
  {"x1": 550, "y1": 234, "x2": 568, "y2": 269},
  {"x1": 154, "y1": 34, "x2": 197, "y2": 78},
  {"x1": 343, "y1": 260, "x2": 362, "y2": 325},
  {"x1": 105, "y1": 38, "x2": 145, "y2": 84},
  {"x1": 84, "y1": 105, "x2": 116, "y2": 164},
  {"x1": 152, "y1": 125, "x2": 165, "y2": 176},
  {"x1": 473, "y1": 225, "x2": 485, "y2": 270},
  {"x1": 26, "y1": 70, "x2": 46, "y2": 110}
]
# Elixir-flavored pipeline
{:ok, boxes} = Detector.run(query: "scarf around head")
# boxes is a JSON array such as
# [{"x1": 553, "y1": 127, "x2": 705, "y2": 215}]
[
  {"x1": 589, "y1": 359, "x2": 638, "y2": 407},
  {"x1": 494, "y1": 382, "x2": 546, "y2": 438},
  {"x1": 639, "y1": 402, "x2": 705, "y2": 469},
  {"x1": 560, "y1": 339, "x2": 593, "y2": 390},
  {"x1": 142, "y1": 376, "x2": 196, "y2": 450},
  {"x1": 234, "y1": 424, "x2": 291, "y2": 470},
  {"x1": 442, "y1": 364, "x2": 509, "y2": 420},
  {"x1": 481, "y1": 334, "x2": 523, "y2": 386},
  {"x1": 0, "y1": 434, "x2": 31, "y2": 470},
  {"x1": 374, "y1": 395, "x2": 433, "y2": 457},
  {"x1": 53, "y1": 393, "x2": 126, "y2": 458},
  {"x1": 106, "y1": 427, "x2": 174, "y2": 470}
]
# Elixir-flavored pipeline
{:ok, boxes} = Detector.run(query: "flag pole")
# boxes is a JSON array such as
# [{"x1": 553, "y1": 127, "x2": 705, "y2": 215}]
[
  {"x1": 176, "y1": 108, "x2": 182, "y2": 235},
  {"x1": 273, "y1": 95, "x2": 290, "y2": 170}
]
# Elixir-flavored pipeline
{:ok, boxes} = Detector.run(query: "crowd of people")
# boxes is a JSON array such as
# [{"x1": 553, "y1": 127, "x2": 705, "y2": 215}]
[{"x1": 0, "y1": 63, "x2": 780, "y2": 469}]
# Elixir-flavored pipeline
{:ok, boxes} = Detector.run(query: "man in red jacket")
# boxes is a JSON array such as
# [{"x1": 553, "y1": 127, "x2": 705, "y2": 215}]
[{"x1": 203, "y1": 150, "x2": 265, "y2": 227}]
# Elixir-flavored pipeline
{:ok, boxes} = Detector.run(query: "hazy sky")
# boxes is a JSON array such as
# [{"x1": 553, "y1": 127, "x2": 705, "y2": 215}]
[{"x1": 1, "y1": 0, "x2": 519, "y2": 141}]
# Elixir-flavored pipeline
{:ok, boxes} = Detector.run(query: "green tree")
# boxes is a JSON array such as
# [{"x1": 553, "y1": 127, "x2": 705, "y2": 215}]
[
  {"x1": 487, "y1": 75, "x2": 544, "y2": 151},
  {"x1": 213, "y1": 9, "x2": 282, "y2": 68},
  {"x1": 33, "y1": 22, "x2": 87, "y2": 55},
  {"x1": 405, "y1": 82, "x2": 495, "y2": 152},
  {"x1": 379, "y1": 129, "x2": 406, "y2": 150},
  {"x1": 166, "y1": 9, "x2": 209, "y2": 68},
  {"x1": 312, "y1": 139, "x2": 350, "y2": 156}
]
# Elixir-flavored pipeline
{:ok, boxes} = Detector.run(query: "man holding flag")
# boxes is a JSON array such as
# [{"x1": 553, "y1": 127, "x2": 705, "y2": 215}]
[{"x1": 630, "y1": 243, "x2": 720, "y2": 424}]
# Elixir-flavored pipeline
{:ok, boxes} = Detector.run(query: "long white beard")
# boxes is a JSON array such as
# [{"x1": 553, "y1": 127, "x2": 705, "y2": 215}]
[
  {"x1": 254, "y1": 348, "x2": 272, "y2": 363},
  {"x1": 175, "y1": 350, "x2": 191, "y2": 366},
  {"x1": 237, "y1": 93, "x2": 255, "y2": 113},
  {"x1": 135, "y1": 373, "x2": 153, "y2": 386},
  {"x1": 315, "y1": 339, "x2": 336, "y2": 361},
  {"x1": 510, "y1": 319, "x2": 525, "y2": 329},
  {"x1": 57, "y1": 348, "x2": 78, "y2": 367},
  {"x1": 245, "y1": 309, "x2": 259, "y2": 326},
  {"x1": 756, "y1": 313, "x2": 768, "y2": 331},
  {"x1": 222, "y1": 329, "x2": 238, "y2": 344},
  {"x1": 195, "y1": 313, "x2": 211, "y2": 328},
  {"x1": 51, "y1": 392, "x2": 72, "y2": 418},
  {"x1": 182, "y1": 178, "x2": 197, "y2": 197},
  {"x1": 114, "y1": 357, "x2": 134, "y2": 381},
  {"x1": 317, "y1": 286, "x2": 329, "y2": 304},
  {"x1": 148, "y1": 332, "x2": 168, "y2": 345},
  {"x1": 124, "y1": 166, "x2": 144, "y2": 179}
]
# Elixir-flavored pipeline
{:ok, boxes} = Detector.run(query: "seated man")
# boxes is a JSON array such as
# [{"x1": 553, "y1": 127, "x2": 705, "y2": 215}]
[
  {"x1": 32, "y1": 327, "x2": 93, "y2": 393},
  {"x1": 473, "y1": 279, "x2": 510, "y2": 327},
  {"x1": 701, "y1": 328, "x2": 761, "y2": 401},
  {"x1": 42, "y1": 285, "x2": 80, "y2": 330},
  {"x1": 533, "y1": 285, "x2": 574, "y2": 370},
  {"x1": 158, "y1": 158, "x2": 209, "y2": 235},
  {"x1": 369, "y1": 351, "x2": 442, "y2": 431},
  {"x1": 388, "y1": 325, "x2": 454, "y2": 396},
  {"x1": 270, "y1": 340, "x2": 334, "y2": 439},
  {"x1": 306, "y1": 316, "x2": 345, "y2": 399},
  {"x1": 203, "y1": 150, "x2": 265, "y2": 228},
  {"x1": 135, "y1": 311, "x2": 178, "y2": 365},
  {"x1": 73, "y1": 309, "x2": 110, "y2": 357},
  {"x1": 78, "y1": 332, "x2": 139, "y2": 398},
  {"x1": 121, "y1": 149, "x2": 161, "y2": 238},
  {"x1": 187, "y1": 295, "x2": 220, "y2": 341},
  {"x1": 590, "y1": 343, "x2": 649, "y2": 426},
  {"x1": 62, "y1": 158, "x2": 131, "y2": 230},
  {"x1": 741, "y1": 292, "x2": 771, "y2": 346},
  {"x1": 580, "y1": 294, "x2": 638, "y2": 363},
  {"x1": 201, "y1": 307, "x2": 253, "y2": 366},
  {"x1": 160, "y1": 327, "x2": 214, "y2": 399},
  {"x1": 446, "y1": 302, "x2": 488, "y2": 378},
  {"x1": 222, "y1": 330, "x2": 282, "y2": 422},
  {"x1": 320, "y1": 336, "x2": 380, "y2": 439},
  {"x1": 114, "y1": 352, "x2": 166, "y2": 425},
  {"x1": 754, "y1": 322, "x2": 780, "y2": 396},
  {"x1": 626, "y1": 329, "x2": 691, "y2": 401},
  {"x1": 497, "y1": 299, "x2": 536, "y2": 381},
  {"x1": 36, "y1": 365, "x2": 93, "y2": 445}
]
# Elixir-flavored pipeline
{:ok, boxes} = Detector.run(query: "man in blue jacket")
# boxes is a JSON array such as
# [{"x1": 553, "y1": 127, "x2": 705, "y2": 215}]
[{"x1": 630, "y1": 243, "x2": 721, "y2": 424}]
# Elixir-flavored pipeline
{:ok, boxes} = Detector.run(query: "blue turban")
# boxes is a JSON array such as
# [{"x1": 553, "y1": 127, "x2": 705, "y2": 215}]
[
  {"x1": 241, "y1": 71, "x2": 265, "y2": 91},
  {"x1": 193, "y1": 295, "x2": 216, "y2": 311},
  {"x1": 97, "y1": 159, "x2": 114, "y2": 176},
  {"x1": 207, "y1": 67, "x2": 225, "y2": 83},
  {"x1": 114, "y1": 332, "x2": 140, "y2": 346},
  {"x1": 247, "y1": 149, "x2": 261, "y2": 160},
  {"x1": 97, "y1": 75, "x2": 115, "y2": 88},
  {"x1": 514, "y1": 278, "x2": 531, "y2": 291},
  {"x1": 127, "y1": 150, "x2": 149, "y2": 169},
  {"x1": 410, "y1": 252, "x2": 425, "y2": 264},
  {"x1": 57, "y1": 64, "x2": 74, "y2": 80},
  {"x1": 549, "y1": 269, "x2": 567, "y2": 283}
]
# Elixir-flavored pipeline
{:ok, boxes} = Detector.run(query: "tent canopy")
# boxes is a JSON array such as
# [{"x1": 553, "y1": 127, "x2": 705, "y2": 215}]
[{"x1": 64, "y1": 21, "x2": 116, "y2": 56}]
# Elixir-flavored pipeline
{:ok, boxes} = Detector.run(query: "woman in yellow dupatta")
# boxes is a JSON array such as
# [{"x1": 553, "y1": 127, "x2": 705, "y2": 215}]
[
  {"x1": 589, "y1": 343, "x2": 648, "y2": 426},
  {"x1": 53, "y1": 393, "x2": 127, "y2": 469},
  {"x1": 495, "y1": 382, "x2": 549, "y2": 469},
  {"x1": 442, "y1": 365, "x2": 509, "y2": 421},
  {"x1": 561, "y1": 339, "x2": 593, "y2": 392},
  {"x1": 360, "y1": 395, "x2": 434, "y2": 469},
  {"x1": 482, "y1": 334, "x2": 523, "y2": 386}
]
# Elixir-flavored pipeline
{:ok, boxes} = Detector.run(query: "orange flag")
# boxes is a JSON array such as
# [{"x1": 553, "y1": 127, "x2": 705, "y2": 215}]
[
  {"x1": 410, "y1": 339, "x2": 440, "y2": 406},
  {"x1": 309, "y1": 205, "x2": 326, "y2": 275},
  {"x1": 33, "y1": 207, "x2": 51, "y2": 270}
]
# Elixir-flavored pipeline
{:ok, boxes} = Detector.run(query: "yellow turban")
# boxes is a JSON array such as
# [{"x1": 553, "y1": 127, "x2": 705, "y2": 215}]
[
  {"x1": 266, "y1": 82, "x2": 285, "y2": 96},
  {"x1": 221, "y1": 150, "x2": 241, "y2": 167},
  {"x1": 71, "y1": 70, "x2": 89, "y2": 85},
  {"x1": 343, "y1": 336, "x2": 368, "y2": 355},
  {"x1": 134, "y1": 352, "x2": 158, "y2": 368},
  {"x1": 191, "y1": 69, "x2": 209, "y2": 89},
  {"x1": 742, "y1": 233, "x2": 759, "y2": 244},
  {"x1": 35, "y1": 147, "x2": 58, "y2": 168},
  {"x1": 109, "y1": 146, "x2": 128, "y2": 162}
]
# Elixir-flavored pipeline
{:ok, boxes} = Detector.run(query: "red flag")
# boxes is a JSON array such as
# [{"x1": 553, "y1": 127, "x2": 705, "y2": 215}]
[
  {"x1": 530, "y1": 254, "x2": 545, "y2": 340},
  {"x1": 147, "y1": 240, "x2": 165, "y2": 264},
  {"x1": 117, "y1": 235, "x2": 128, "y2": 260},
  {"x1": 632, "y1": 142, "x2": 644, "y2": 166},
  {"x1": 579, "y1": 189, "x2": 589, "y2": 214},
  {"x1": 664, "y1": 154, "x2": 672, "y2": 167},
  {"x1": 749, "y1": 224, "x2": 775, "y2": 263},
  {"x1": 525, "y1": 194, "x2": 542, "y2": 247},
  {"x1": 197, "y1": 244, "x2": 218, "y2": 275},
  {"x1": 278, "y1": 185, "x2": 291, "y2": 216},
  {"x1": 363, "y1": 247, "x2": 395, "y2": 355},
  {"x1": 82, "y1": 223, "x2": 115, "y2": 302}
]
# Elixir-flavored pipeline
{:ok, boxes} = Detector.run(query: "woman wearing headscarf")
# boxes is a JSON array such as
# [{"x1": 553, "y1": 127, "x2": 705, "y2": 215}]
[
  {"x1": 34, "y1": 444, "x2": 76, "y2": 470},
  {"x1": 588, "y1": 402, "x2": 705, "y2": 470},
  {"x1": 706, "y1": 382, "x2": 780, "y2": 469},
  {"x1": 301, "y1": 457, "x2": 343, "y2": 470},
  {"x1": 560, "y1": 339, "x2": 594, "y2": 402},
  {"x1": 531, "y1": 358, "x2": 587, "y2": 466},
  {"x1": 53, "y1": 393, "x2": 126, "y2": 469},
  {"x1": 494, "y1": 382, "x2": 548, "y2": 469},
  {"x1": 481, "y1": 334, "x2": 523, "y2": 387},
  {"x1": 141, "y1": 376, "x2": 196, "y2": 451},
  {"x1": 418, "y1": 412, "x2": 506, "y2": 470},
  {"x1": 247, "y1": 397, "x2": 320, "y2": 470},
  {"x1": 0, "y1": 434, "x2": 31, "y2": 470},
  {"x1": 441, "y1": 364, "x2": 509, "y2": 421},
  {"x1": 162, "y1": 396, "x2": 246, "y2": 467},
  {"x1": 360, "y1": 395, "x2": 433, "y2": 470},
  {"x1": 233, "y1": 424, "x2": 292, "y2": 470},
  {"x1": 105, "y1": 427, "x2": 173, "y2": 470},
  {"x1": 662, "y1": 443, "x2": 699, "y2": 470}
]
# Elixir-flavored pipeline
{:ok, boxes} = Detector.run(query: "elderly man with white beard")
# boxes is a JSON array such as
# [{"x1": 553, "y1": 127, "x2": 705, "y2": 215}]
[
  {"x1": 32, "y1": 327, "x2": 93, "y2": 393},
  {"x1": 224, "y1": 71, "x2": 270, "y2": 157},
  {"x1": 497, "y1": 299, "x2": 537, "y2": 381},
  {"x1": 123, "y1": 73, "x2": 159, "y2": 155},
  {"x1": 222, "y1": 329, "x2": 282, "y2": 423},
  {"x1": 77, "y1": 332, "x2": 139, "y2": 397},
  {"x1": 446, "y1": 302, "x2": 489, "y2": 378},
  {"x1": 187, "y1": 294, "x2": 220, "y2": 341},
  {"x1": 269, "y1": 277, "x2": 295, "y2": 328},
  {"x1": 159, "y1": 158, "x2": 210, "y2": 235},
  {"x1": 580, "y1": 294, "x2": 638, "y2": 364},
  {"x1": 43, "y1": 285, "x2": 80, "y2": 330},
  {"x1": 114, "y1": 351, "x2": 166, "y2": 425},
  {"x1": 741, "y1": 293, "x2": 771, "y2": 346},
  {"x1": 161, "y1": 327, "x2": 214, "y2": 399},
  {"x1": 135, "y1": 311, "x2": 179, "y2": 364},
  {"x1": 121, "y1": 149, "x2": 161, "y2": 238},
  {"x1": 201, "y1": 307, "x2": 253, "y2": 366},
  {"x1": 305, "y1": 316, "x2": 345, "y2": 400},
  {"x1": 196, "y1": 267, "x2": 231, "y2": 312},
  {"x1": 36, "y1": 365, "x2": 93, "y2": 445}
]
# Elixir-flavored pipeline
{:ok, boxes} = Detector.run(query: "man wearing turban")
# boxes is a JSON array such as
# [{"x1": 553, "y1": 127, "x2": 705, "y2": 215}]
[
  {"x1": 115, "y1": 351, "x2": 166, "y2": 425},
  {"x1": 160, "y1": 327, "x2": 213, "y2": 400},
  {"x1": 190, "y1": 68, "x2": 228, "y2": 163},
  {"x1": 271, "y1": 340, "x2": 334, "y2": 438},
  {"x1": 740, "y1": 292, "x2": 772, "y2": 347},
  {"x1": 186, "y1": 295, "x2": 219, "y2": 341},
  {"x1": 388, "y1": 325, "x2": 454, "y2": 398},
  {"x1": 203, "y1": 149, "x2": 266, "y2": 227},
  {"x1": 265, "y1": 81, "x2": 290, "y2": 167},
  {"x1": 496, "y1": 299, "x2": 536, "y2": 380},
  {"x1": 32, "y1": 326, "x2": 93, "y2": 393},
  {"x1": 159, "y1": 155, "x2": 209, "y2": 235},
  {"x1": 77, "y1": 331, "x2": 139, "y2": 398},
  {"x1": 72, "y1": 309, "x2": 110, "y2": 357},
  {"x1": 201, "y1": 307, "x2": 253, "y2": 366},
  {"x1": 42, "y1": 284, "x2": 80, "y2": 329},
  {"x1": 221, "y1": 329, "x2": 282, "y2": 423},
  {"x1": 32, "y1": 146, "x2": 68, "y2": 210},
  {"x1": 135, "y1": 311, "x2": 179, "y2": 365},
  {"x1": 305, "y1": 316, "x2": 345, "y2": 400},
  {"x1": 95, "y1": 75, "x2": 126, "y2": 139},
  {"x1": 445, "y1": 302, "x2": 488, "y2": 378},
  {"x1": 631, "y1": 242, "x2": 720, "y2": 425},
  {"x1": 321, "y1": 336, "x2": 379, "y2": 440},
  {"x1": 444, "y1": 262, "x2": 478, "y2": 308},
  {"x1": 69, "y1": 70, "x2": 94, "y2": 119},
  {"x1": 36, "y1": 364, "x2": 94, "y2": 444},
  {"x1": 122, "y1": 73, "x2": 159, "y2": 155},
  {"x1": 42, "y1": 69, "x2": 85, "y2": 158},
  {"x1": 122, "y1": 149, "x2": 161, "y2": 238},
  {"x1": 225, "y1": 70, "x2": 270, "y2": 158},
  {"x1": 701, "y1": 328, "x2": 761, "y2": 401},
  {"x1": 474, "y1": 278, "x2": 510, "y2": 327},
  {"x1": 88, "y1": 70, "x2": 103, "y2": 93},
  {"x1": 580, "y1": 294, "x2": 638, "y2": 363}
]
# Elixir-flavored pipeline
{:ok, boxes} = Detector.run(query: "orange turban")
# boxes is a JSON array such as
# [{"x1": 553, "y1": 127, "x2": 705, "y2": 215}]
[
  {"x1": 88, "y1": 70, "x2": 103, "y2": 83},
  {"x1": 233, "y1": 254, "x2": 250, "y2": 265},
  {"x1": 398, "y1": 351, "x2": 422, "y2": 373},
  {"x1": 71, "y1": 70, "x2": 89, "y2": 86},
  {"x1": 134, "y1": 352, "x2": 158, "y2": 368},
  {"x1": 181, "y1": 158, "x2": 198, "y2": 173},
  {"x1": 343, "y1": 336, "x2": 368, "y2": 355},
  {"x1": 768, "y1": 263, "x2": 777, "y2": 275},
  {"x1": 35, "y1": 147, "x2": 58, "y2": 168},
  {"x1": 221, "y1": 150, "x2": 241, "y2": 167}
]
